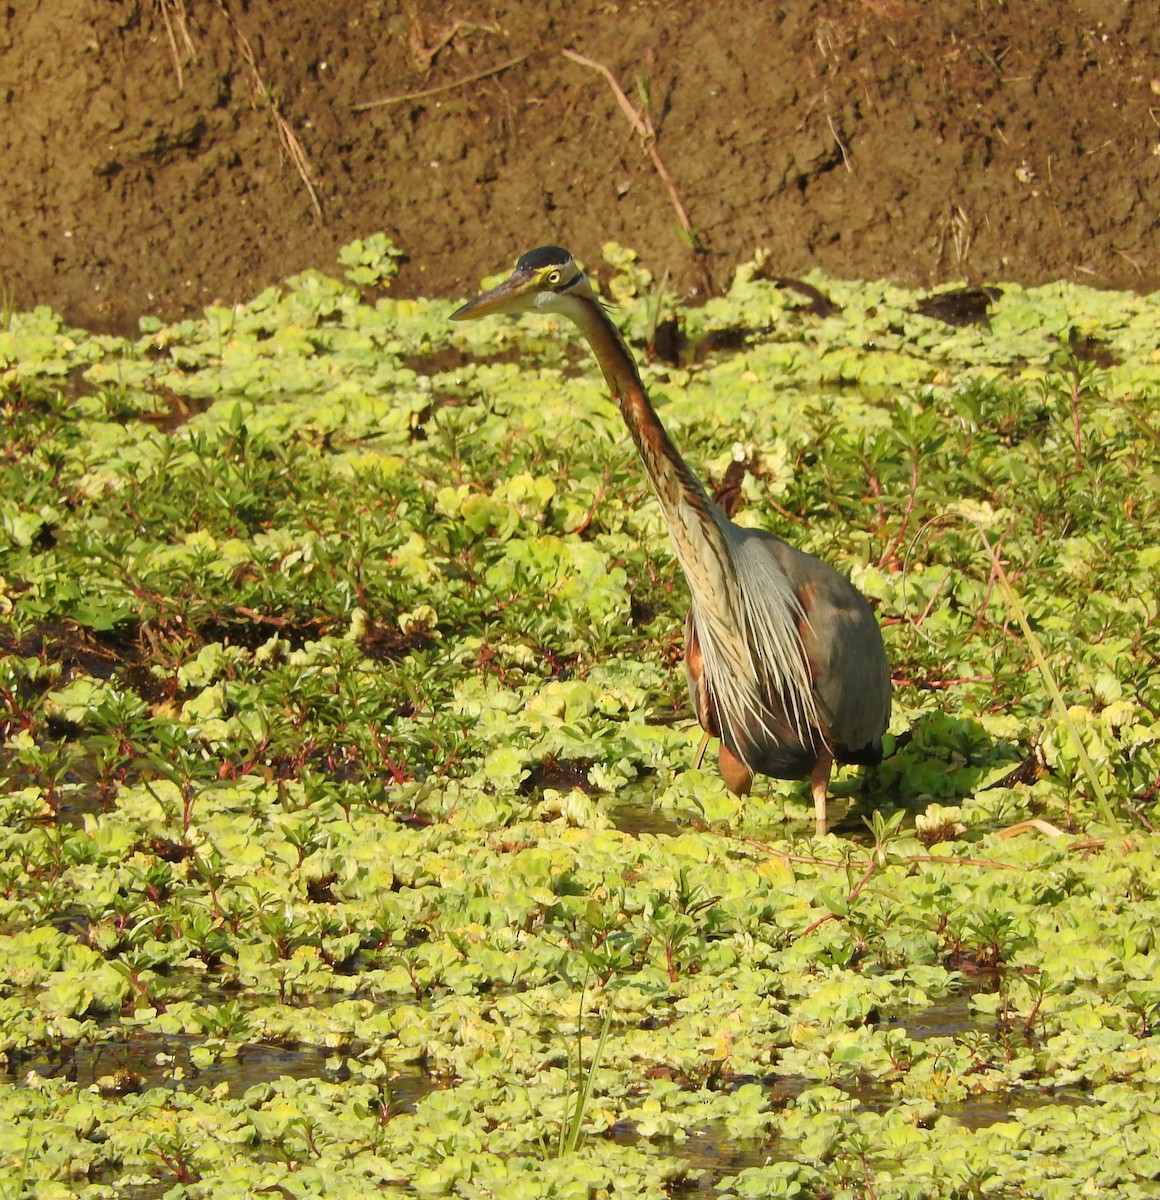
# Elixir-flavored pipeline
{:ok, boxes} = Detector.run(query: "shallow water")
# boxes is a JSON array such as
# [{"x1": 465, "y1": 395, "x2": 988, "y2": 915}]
[
  {"x1": 5, "y1": 982, "x2": 1098, "y2": 1196},
  {"x1": 608, "y1": 794, "x2": 870, "y2": 841},
  {"x1": 882, "y1": 989, "x2": 994, "y2": 1041},
  {"x1": 609, "y1": 1118, "x2": 777, "y2": 1192},
  {"x1": 609, "y1": 801, "x2": 687, "y2": 838},
  {"x1": 5, "y1": 1029, "x2": 435, "y2": 1109}
]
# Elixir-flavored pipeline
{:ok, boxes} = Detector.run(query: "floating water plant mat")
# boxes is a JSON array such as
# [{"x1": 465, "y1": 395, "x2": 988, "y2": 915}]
[{"x1": 1, "y1": 243, "x2": 1159, "y2": 1198}]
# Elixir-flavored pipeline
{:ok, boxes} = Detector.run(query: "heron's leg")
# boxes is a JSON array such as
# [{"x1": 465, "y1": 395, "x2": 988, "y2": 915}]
[
  {"x1": 718, "y1": 743, "x2": 754, "y2": 795},
  {"x1": 810, "y1": 750, "x2": 834, "y2": 836},
  {"x1": 693, "y1": 729, "x2": 711, "y2": 770}
]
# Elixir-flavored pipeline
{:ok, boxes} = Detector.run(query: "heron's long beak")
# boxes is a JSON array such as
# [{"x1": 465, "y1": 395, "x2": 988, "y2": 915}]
[{"x1": 450, "y1": 269, "x2": 537, "y2": 321}]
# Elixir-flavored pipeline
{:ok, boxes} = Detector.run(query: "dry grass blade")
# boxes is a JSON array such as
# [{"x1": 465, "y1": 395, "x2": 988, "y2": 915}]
[
  {"x1": 973, "y1": 523, "x2": 1119, "y2": 830},
  {"x1": 826, "y1": 112, "x2": 853, "y2": 173},
  {"x1": 1107, "y1": 396, "x2": 1160, "y2": 447},
  {"x1": 997, "y1": 818, "x2": 1067, "y2": 839},
  {"x1": 155, "y1": 0, "x2": 197, "y2": 92},
  {"x1": 900, "y1": 513, "x2": 1120, "y2": 831},
  {"x1": 562, "y1": 49, "x2": 652, "y2": 140},
  {"x1": 407, "y1": 16, "x2": 504, "y2": 72},
  {"x1": 351, "y1": 54, "x2": 529, "y2": 112},
  {"x1": 215, "y1": 0, "x2": 323, "y2": 220}
]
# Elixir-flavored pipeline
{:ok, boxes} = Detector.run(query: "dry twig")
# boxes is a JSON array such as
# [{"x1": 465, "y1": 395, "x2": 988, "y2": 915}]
[{"x1": 407, "y1": 16, "x2": 503, "y2": 72}]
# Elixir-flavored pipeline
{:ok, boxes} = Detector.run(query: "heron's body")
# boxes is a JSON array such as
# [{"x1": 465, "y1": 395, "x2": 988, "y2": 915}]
[{"x1": 452, "y1": 246, "x2": 891, "y2": 832}]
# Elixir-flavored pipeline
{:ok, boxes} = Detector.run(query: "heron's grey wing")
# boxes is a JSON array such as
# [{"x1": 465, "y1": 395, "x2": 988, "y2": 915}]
[{"x1": 751, "y1": 533, "x2": 891, "y2": 758}]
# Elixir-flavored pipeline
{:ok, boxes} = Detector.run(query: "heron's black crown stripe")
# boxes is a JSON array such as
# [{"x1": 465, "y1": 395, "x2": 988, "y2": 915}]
[{"x1": 516, "y1": 245, "x2": 573, "y2": 271}]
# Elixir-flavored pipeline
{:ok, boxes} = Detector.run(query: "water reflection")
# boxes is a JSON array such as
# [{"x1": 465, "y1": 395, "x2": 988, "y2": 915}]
[
  {"x1": 609, "y1": 802, "x2": 686, "y2": 838},
  {"x1": 4, "y1": 1030, "x2": 435, "y2": 1109},
  {"x1": 609, "y1": 1119, "x2": 777, "y2": 1193}
]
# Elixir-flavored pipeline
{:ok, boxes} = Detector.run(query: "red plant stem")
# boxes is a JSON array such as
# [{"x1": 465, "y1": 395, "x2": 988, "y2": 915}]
[{"x1": 877, "y1": 457, "x2": 921, "y2": 570}]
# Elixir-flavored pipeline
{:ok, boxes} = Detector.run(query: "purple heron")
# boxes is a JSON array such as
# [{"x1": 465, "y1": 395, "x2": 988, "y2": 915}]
[{"x1": 452, "y1": 246, "x2": 891, "y2": 833}]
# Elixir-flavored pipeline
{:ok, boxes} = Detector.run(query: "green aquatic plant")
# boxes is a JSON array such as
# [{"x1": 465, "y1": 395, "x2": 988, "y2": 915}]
[
  {"x1": 559, "y1": 989, "x2": 615, "y2": 1157},
  {"x1": 0, "y1": 243, "x2": 1157, "y2": 1198},
  {"x1": 338, "y1": 233, "x2": 405, "y2": 288}
]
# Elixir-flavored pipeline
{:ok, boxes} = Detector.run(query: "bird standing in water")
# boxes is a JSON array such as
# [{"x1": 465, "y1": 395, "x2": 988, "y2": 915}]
[{"x1": 451, "y1": 247, "x2": 891, "y2": 833}]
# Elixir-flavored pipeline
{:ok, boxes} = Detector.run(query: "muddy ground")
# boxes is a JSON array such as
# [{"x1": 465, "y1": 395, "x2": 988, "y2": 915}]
[{"x1": 2, "y1": 1, "x2": 1158, "y2": 331}]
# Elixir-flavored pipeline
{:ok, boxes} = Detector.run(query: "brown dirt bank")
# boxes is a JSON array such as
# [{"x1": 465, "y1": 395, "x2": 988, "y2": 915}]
[{"x1": 1, "y1": 0, "x2": 1157, "y2": 331}]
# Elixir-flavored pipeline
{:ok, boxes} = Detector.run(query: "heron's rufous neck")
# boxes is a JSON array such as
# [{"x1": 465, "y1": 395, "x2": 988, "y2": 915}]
[{"x1": 564, "y1": 297, "x2": 729, "y2": 573}]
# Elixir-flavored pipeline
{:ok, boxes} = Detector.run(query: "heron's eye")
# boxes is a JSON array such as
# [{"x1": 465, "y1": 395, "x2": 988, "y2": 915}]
[{"x1": 545, "y1": 270, "x2": 562, "y2": 286}]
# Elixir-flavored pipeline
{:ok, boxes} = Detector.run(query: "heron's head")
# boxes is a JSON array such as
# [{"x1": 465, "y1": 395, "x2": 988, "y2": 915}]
[{"x1": 450, "y1": 246, "x2": 598, "y2": 322}]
